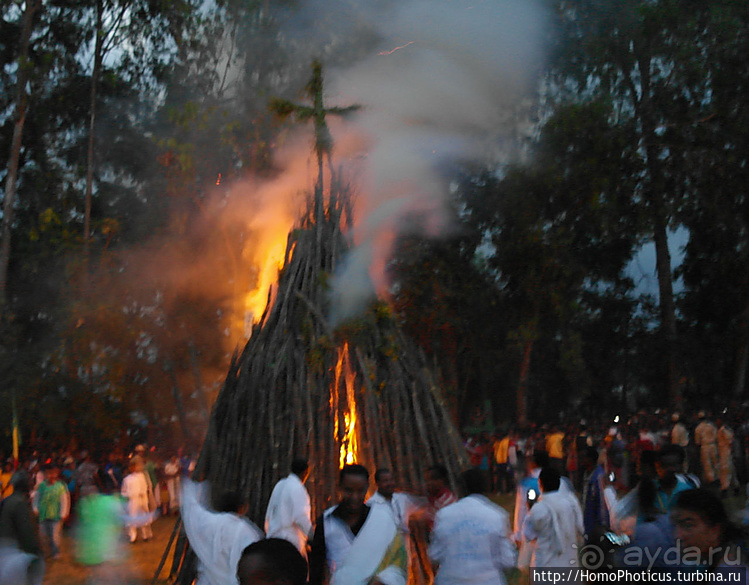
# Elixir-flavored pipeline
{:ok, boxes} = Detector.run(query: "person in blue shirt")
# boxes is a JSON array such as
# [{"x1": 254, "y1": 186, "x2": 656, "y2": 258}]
[
  {"x1": 582, "y1": 446, "x2": 610, "y2": 539},
  {"x1": 655, "y1": 445, "x2": 693, "y2": 514},
  {"x1": 615, "y1": 476, "x2": 675, "y2": 569}
]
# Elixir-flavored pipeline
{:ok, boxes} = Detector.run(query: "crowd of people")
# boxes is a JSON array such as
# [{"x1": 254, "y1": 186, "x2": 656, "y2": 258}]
[
  {"x1": 177, "y1": 411, "x2": 749, "y2": 585},
  {"x1": 2, "y1": 408, "x2": 749, "y2": 585},
  {"x1": 465, "y1": 409, "x2": 746, "y2": 497},
  {"x1": 0, "y1": 443, "x2": 196, "y2": 584}
]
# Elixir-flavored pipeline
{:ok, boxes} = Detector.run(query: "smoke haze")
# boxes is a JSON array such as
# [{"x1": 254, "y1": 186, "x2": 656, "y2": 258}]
[{"x1": 280, "y1": 0, "x2": 548, "y2": 323}]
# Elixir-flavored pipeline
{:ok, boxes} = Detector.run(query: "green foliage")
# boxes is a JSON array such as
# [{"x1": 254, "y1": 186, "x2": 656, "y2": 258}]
[
  {"x1": 332, "y1": 302, "x2": 400, "y2": 361},
  {"x1": 307, "y1": 335, "x2": 334, "y2": 376},
  {"x1": 389, "y1": 219, "x2": 507, "y2": 421}
]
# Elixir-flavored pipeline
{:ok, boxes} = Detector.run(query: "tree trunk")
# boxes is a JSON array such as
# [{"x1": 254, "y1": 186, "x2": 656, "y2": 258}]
[
  {"x1": 652, "y1": 214, "x2": 682, "y2": 408},
  {"x1": 517, "y1": 337, "x2": 533, "y2": 426},
  {"x1": 0, "y1": 0, "x2": 42, "y2": 307},
  {"x1": 734, "y1": 300, "x2": 749, "y2": 398},
  {"x1": 166, "y1": 360, "x2": 192, "y2": 443},
  {"x1": 84, "y1": 0, "x2": 104, "y2": 259},
  {"x1": 188, "y1": 341, "x2": 210, "y2": 421},
  {"x1": 632, "y1": 47, "x2": 682, "y2": 409}
]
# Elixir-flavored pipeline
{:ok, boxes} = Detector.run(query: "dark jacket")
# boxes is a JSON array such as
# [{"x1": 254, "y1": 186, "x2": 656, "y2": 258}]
[{"x1": 0, "y1": 491, "x2": 42, "y2": 555}]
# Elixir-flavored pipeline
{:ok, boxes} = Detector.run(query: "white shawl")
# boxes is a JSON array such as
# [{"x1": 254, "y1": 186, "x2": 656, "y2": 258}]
[{"x1": 324, "y1": 504, "x2": 405, "y2": 585}]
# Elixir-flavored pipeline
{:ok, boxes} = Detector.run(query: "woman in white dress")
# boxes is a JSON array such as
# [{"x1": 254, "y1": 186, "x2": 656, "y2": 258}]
[{"x1": 121, "y1": 457, "x2": 154, "y2": 543}]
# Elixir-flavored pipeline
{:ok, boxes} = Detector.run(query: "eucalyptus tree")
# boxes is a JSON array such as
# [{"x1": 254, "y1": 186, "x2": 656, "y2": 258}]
[
  {"x1": 1, "y1": 0, "x2": 94, "y2": 426},
  {"x1": 459, "y1": 97, "x2": 640, "y2": 422},
  {"x1": 544, "y1": 0, "x2": 732, "y2": 407},
  {"x1": 0, "y1": 0, "x2": 206, "y2": 445},
  {"x1": 675, "y1": 2, "x2": 749, "y2": 401},
  {"x1": 388, "y1": 215, "x2": 508, "y2": 422},
  {"x1": 1, "y1": 0, "x2": 42, "y2": 309},
  {"x1": 80, "y1": 0, "x2": 195, "y2": 256}
]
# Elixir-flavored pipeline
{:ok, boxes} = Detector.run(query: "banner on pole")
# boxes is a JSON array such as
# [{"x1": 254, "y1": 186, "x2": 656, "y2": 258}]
[{"x1": 12, "y1": 392, "x2": 19, "y2": 469}]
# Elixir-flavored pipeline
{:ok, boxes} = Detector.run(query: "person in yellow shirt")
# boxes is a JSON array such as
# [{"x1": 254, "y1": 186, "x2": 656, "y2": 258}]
[
  {"x1": 1, "y1": 461, "x2": 14, "y2": 500},
  {"x1": 545, "y1": 427, "x2": 566, "y2": 474},
  {"x1": 494, "y1": 433, "x2": 512, "y2": 494}
]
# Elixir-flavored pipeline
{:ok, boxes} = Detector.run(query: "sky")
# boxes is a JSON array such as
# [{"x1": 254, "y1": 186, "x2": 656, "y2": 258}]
[{"x1": 628, "y1": 227, "x2": 688, "y2": 298}]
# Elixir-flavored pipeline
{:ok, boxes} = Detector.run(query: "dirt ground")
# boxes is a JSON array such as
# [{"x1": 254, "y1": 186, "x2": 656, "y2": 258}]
[{"x1": 41, "y1": 514, "x2": 179, "y2": 585}]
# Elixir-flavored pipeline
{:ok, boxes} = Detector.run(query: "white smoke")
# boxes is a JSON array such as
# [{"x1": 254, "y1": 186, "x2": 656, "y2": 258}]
[{"x1": 281, "y1": 0, "x2": 548, "y2": 324}]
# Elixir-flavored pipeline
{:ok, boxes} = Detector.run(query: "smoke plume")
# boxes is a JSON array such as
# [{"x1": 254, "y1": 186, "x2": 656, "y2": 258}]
[{"x1": 278, "y1": 0, "x2": 548, "y2": 324}]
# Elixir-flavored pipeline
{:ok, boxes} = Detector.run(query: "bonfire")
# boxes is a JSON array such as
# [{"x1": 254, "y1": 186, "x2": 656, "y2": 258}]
[{"x1": 166, "y1": 61, "x2": 468, "y2": 585}]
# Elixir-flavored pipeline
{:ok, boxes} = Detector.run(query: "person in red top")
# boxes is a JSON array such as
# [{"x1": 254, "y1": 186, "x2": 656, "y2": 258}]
[
  {"x1": 409, "y1": 464, "x2": 458, "y2": 585},
  {"x1": 425, "y1": 465, "x2": 457, "y2": 513},
  {"x1": 636, "y1": 426, "x2": 657, "y2": 476},
  {"x1": 464, "y1": 436, "x2": 483, "y2": 467}
]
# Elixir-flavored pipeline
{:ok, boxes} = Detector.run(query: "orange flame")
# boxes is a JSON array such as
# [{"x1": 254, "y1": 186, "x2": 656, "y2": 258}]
[
  {"x1": 222, "y1": 177, "x2": 299, "y2": 343},
  {"x1": 333, "y1": 342, "x2": 359, "y2": 467},
  {"x1": 240, "y1": 236, "x2": 288, "y2": 335}
]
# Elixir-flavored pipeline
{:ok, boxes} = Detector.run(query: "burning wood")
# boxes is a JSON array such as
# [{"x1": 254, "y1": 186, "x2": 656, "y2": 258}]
[
  {"x1": 169, "y1": 62, "x2": 468, "y2": 585},
  {"x1": 333, "y1": 342, "x2": 359, "y2": 467}
]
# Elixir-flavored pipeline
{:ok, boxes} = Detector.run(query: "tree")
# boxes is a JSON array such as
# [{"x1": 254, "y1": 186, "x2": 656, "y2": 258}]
[
  {"x1": 547, "y1": 0, "x2": 715, "y2": 407},
  {"x1": 388, "y1": 224, "x2": 508, "y2": 423},
  {"x1": 1, "y1": 0, "x2": 42, "y2": 307},
  {"x1": 81, "y1": 0, "x2": 197, "y2": 254},
  {"x1": 0, "y1": 0, "x2": 207, "y2": 448},
  {"x1": 676, "y1": 2, "x2": 749, "y2": 402},
  {"x1": 458, "y1": 97, "x2": 640, "y2": 421}
]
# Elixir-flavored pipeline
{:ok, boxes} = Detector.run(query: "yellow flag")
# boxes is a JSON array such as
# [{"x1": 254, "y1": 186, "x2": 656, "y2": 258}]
[{"x1": 12, "y1": 392, "x2": 19, "y2": 467}]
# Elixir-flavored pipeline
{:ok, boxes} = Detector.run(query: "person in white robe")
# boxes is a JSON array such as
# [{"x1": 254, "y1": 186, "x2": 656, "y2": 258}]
[
  {"x1": 120, "y1": 458, "x2": 154, "y2": 543},
  {"x1": 429, "y1": 469, "x2": 516, "y2": 585},
  {"x1": 181, "y1": 479, "x2": 264, "y2": 585},
  {"x1": 265, "y1": 458, "x2": 312, "y2": 557},
  {"x1": 523, "y1": 467, "x2": 584, "y2": 569},
  {"x1": 309, "y1": 464, "x2": 407, "y2": 585},
  {"x1": 367, "y1": 468, "x2": 426, "y2": 584},
  {"x1": 366, "y1": 468, "x2": 422, "y2": 533}
]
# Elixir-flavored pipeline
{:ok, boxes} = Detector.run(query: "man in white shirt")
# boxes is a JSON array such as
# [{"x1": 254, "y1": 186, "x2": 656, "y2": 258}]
[
  {"x1": 366, "y1": 468, "x2": 419, "y2": 533},
  {"x1": 265, "y1": 459, "x2": 313, "y2": 557},
  {"x1": 429, "y1": 469, "x2": 516, "y2": 585},
  {"x1": 309, "y1": 464, "x2": 407, "y2": 585},
  {"x1": 523, "y1": 467, "x2": 584, "y2": 569},
  {"x1": 181, "y1": 480, "x2": 264, "y2": 585},
  {"x1": 368, "y1": 468, "x2": 425, "y2": 582}
]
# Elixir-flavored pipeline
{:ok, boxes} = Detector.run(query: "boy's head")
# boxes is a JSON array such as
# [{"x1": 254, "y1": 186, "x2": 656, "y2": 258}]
[
  {"x1": 45, "y1": 464, "x2": 60, "y2": 483},
  {"x1": 237, "y1": 538, "x2": 307, "y2": 585}
]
